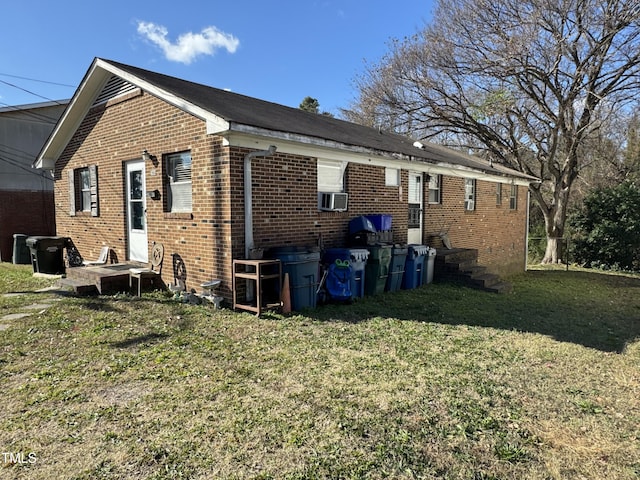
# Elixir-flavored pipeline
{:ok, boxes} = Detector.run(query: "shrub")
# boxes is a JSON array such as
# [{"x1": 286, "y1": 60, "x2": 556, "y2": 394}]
[{"x1": 570, "y1": 181, "x2": 640, "y2": 271}]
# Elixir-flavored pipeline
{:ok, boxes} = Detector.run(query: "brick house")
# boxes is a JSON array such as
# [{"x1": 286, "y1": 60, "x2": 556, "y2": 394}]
[
  {"x1": 35, "y1": 58, "x2": 537, "y2": 299},
  {"x1": 0, "y1": 100, "x2": 67, "y2": 261}
]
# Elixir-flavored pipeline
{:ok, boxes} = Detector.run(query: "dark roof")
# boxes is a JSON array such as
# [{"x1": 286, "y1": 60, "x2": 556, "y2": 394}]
[{"x1": 104, "y1": 59, "x2": 535, "y2": 181}]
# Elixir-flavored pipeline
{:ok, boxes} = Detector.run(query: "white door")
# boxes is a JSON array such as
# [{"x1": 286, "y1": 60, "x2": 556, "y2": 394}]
[
  {"x1": 126, "y1": 160, "x2": 148, "y2": 262},
  {"x1": 407, "y1": 171, "x2": 423, "y2": 244}
]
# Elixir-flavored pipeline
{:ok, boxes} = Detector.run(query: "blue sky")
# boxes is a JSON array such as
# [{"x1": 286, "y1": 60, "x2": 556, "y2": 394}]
[{"x1": 0, "y1": 0, "x2": 434, "y2": 116}]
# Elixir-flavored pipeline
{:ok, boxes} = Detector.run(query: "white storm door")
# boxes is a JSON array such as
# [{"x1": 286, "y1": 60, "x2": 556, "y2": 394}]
[
  {"x1": 126, "y1": 160, "x2": 148, "y2": 262},
  {"x1": 407, "y1": 171, "x2": 423, "y2": 244}
]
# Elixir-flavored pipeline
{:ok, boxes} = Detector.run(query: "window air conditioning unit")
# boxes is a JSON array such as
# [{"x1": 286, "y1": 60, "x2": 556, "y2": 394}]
[{"x1": 318, "y1": 192, "x2": 349, "y2": 212}]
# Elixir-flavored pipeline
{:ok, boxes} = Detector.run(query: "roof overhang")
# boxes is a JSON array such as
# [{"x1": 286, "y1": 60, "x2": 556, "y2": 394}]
[
  {"x1": 35, "y1": 57, "x2": 539, "y2": 187},
  {"x1": 34, "y1": 58, "x2": 229, "y2": 170},
  {"x1": 220, "y1": 127, "x2": 537, "y2": 186}
]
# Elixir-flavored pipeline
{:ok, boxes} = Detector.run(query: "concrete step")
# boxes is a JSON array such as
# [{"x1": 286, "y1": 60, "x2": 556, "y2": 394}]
[{"x1": 58, "y1": 278, "x2": 98, "y2": 295}]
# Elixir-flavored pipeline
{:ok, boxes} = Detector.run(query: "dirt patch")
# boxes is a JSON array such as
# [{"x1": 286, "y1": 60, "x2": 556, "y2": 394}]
[{"x1": 92, "y1": 381, "x2": 152, "y2": 407}]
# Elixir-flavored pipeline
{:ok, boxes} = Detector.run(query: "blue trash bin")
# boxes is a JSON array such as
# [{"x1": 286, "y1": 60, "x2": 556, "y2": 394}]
[
  {"x1": 270, "y1": 247, "x2": 321, "y2": 311},
  {"x1": 324, "y1": 248, "x2": 370, "y2": 299},
  {"x1": 402, "y1": 244, "x2": 428, "y2": 289}
]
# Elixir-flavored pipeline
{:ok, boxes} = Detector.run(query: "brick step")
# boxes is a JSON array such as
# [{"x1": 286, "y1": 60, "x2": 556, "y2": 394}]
[
  {"x1": 468, "y1": 273, "x2": 502, "y2": 289},
  {"x1": 434, "y1": 248, "x2": 479, "y2": 265},
  {"x1": 483, "y1": 281, "x2": 513, "y2": 294},
  {"x1": 434, "y1": 248, "x2": 512, "y2": 294},
  {"x1": 441, "y1": 262, "x2": 487, "y2": 275}
]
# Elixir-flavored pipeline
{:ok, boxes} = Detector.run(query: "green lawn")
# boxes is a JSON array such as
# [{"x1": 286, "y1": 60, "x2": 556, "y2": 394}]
[{"x1": 0, "y1": 263, "x2": 638, "y2": 479}]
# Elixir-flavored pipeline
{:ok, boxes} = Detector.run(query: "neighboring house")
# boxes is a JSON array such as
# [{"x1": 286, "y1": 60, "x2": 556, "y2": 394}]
[
  {"x1": 35, "y1": 58, "x2": 537, "y2": 299},
  {"x1": 0, "y1": 100, "x2": 68, "y2": 261}
]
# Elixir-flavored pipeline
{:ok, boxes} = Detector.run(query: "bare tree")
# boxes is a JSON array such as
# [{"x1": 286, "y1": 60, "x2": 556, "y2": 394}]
[{"x1": 346, "y1": 0, "x2": 640, "y2": 263}]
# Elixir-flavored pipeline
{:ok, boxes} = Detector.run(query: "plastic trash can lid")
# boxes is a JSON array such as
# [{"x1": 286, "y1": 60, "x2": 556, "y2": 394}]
[
  {"x1": 349, "y1": 248, "x2": 370, "y2": 262},
  {"x1": 408, "y1": 244, "x2": 429, "y2": 256}
]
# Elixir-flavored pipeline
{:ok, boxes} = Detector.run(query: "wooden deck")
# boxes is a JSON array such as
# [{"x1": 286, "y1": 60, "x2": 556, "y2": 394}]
[{"x1": 60, "y1": 263, "x2": 151, "y2": 295}]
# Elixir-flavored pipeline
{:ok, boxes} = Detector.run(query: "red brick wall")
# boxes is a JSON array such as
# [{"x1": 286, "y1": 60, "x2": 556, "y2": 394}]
[
  {"x1": 55, "y1": 90, "x2": 528, "y2": 302},
  {"x1": 237, "y1": 157, "x2": 409, "y2": 253},
  {"x1": 424, "y1": 176, "x2": 527, "y2": 276},
  {"x1": 0, "y1": 190, "x2": 56, "y2": 262},
  {"x1": 54, "y1": 91, "x2": 233, "y2": 296}
]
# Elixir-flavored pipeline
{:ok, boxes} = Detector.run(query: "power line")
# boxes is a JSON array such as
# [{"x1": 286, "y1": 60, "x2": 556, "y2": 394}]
[
  {"x1": 0, "y1": 79, "x2": 66, "y2": 104},
  {"x1": 0, "y1": 72, "x2": 75, "y2": 88},
  {"x1": 0, "y1": 153, "x2": 53, "y2": 181},
  {"x1": 0, "y1": 102, "x2": 60, "y2": 125}
]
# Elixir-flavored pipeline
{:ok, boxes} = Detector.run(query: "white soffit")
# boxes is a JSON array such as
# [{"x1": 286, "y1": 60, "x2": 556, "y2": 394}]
[{"x1": 225, "y1": 131, "x2": 533, "y2": 186}]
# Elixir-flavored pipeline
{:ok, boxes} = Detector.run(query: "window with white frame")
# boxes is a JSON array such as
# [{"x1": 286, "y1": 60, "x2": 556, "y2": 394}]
[
  {"x1": 510, "y1": 184, "x2": 518, "y2": 210},
  {"x1": 165, "y1": 151, "x2": 192, "y2": 213},
  {"x1": 317, "y1": 159, "x2": 347, "y2": 192},
  {"x1": 496, "y1": 182, "x2": 502, "y2": 206},
  {"x1": 385, "y1": 167, "x2": 399, "y2": 186},
  {"x1": 428, "y1": 174, "x2": 442, "y2": 204},
  {"x1": 317, "y1": 159, "x2": 349, "y2": 211},
  {"x1": 464, "y1": 178, "x2": 476, "y2": 211}
]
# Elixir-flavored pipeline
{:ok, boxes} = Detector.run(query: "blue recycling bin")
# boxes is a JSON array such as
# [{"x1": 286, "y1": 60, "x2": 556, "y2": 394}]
[
  {"x1": 386, "y1": 245, "x2": 408, "y2": 292},
  {"x1": 324, "y1": 247, "x2": 370, "y2": 299},
  {"x1": 402, "y1": 244, "x2": 428, "y2": 289},
  {"x1": 270, "y1": 247, "x2": 320, "y2": 311}
]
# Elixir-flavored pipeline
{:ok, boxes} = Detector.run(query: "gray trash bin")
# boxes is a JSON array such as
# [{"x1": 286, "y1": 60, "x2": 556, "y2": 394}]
[
  {"x1": 424, "y1": 247, "x2": 437, "y2": 284},
  {"x1": 12, "y1": 234, "x2": 31, "y2": 264}
]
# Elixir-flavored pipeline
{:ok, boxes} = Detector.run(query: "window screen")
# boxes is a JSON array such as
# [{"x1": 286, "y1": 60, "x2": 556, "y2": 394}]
[{"x1": 166, "y1": 151, "x2": 192, "y2": 213}]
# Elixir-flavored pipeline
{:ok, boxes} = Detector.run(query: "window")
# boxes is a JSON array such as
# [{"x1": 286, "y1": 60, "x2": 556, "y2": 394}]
[
  {"x1": 78, "y1": 168, "x2": 91, "y2": 212},
  {"x1": 496, "y1": 182, "x2": 502, "y2": 206},
  {"x1": 509, "y1": 184, "x2": 518, "y2": 210},
  {"x1": 317, "y1": 159, "x2": 347, "y2": 192},
  {"x1": 166, "y1": 151, "x2": 192, "y2": 213},
  {"x1": 464, "y1": 178, "x2": 476, "y2": 211},
  {"x1": 68, "y1": 165, "x2": 99, "y2": 216},
  {"x1": 428, "y1": 174, "x2": 442, "y2": 204},
  {"x1": 385, "y1": 167, "x2": 399, "y2": 186},
  {"x1": 318, "y1": 159, "x2": 348, "y2": 211}
]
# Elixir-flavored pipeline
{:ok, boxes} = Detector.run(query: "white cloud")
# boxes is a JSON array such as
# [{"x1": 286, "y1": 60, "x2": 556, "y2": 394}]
[{"x1": 137, "y1": 21, "x2": 239, "y2": 64}]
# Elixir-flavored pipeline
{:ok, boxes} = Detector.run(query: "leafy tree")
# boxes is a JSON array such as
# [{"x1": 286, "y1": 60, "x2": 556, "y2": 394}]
[
  {"x1": 346, "y1": 0, "x2": 640, "y2": 263},
  {"x1": 299, "y1": 96, "x2": 320, "y2": 113},
  {"x1": 570, "y1": 182, "x2": 640, "y2": 271}
]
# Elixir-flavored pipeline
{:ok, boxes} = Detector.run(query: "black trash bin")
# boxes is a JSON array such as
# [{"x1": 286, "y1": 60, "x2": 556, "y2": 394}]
[
  {"x1": 12, "y1": 234, "x2": 31, "y2": 265},
  {"x1": 26, "y1": 236, "x2": 67, "y2": 274}
]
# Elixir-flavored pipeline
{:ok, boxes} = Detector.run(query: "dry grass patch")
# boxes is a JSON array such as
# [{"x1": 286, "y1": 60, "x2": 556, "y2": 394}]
[{"x1": 0, "y1": 263, "x2": 638, "y2": 479}]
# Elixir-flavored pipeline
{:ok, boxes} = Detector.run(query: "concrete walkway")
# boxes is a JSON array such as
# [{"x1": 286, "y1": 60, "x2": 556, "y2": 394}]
[{"x1": 0, "y1": 290, "x2": 58, "y2": 331}]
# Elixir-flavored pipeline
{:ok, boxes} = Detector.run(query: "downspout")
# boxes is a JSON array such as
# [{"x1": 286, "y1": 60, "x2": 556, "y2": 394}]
[
  {"x1": 243, "y1": 145, "x2": 277, "y2": 258},
  {"x1": 525, "y1": 188, "x2": 531, "y2": 271}
]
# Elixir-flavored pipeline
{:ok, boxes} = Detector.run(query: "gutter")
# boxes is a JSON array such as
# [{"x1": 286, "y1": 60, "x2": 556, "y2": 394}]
[{"x1": 243, "y1": 145, "x2": 277, "y2": 258}]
